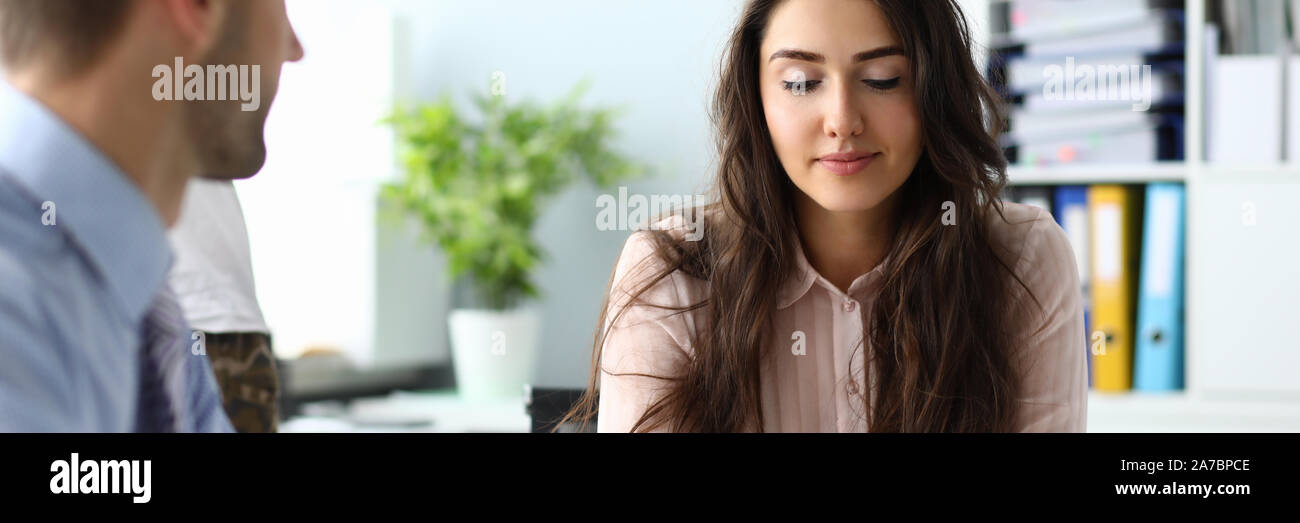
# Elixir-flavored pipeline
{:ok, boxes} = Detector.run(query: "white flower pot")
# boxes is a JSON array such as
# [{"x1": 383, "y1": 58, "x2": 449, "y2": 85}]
[{"x1": 447, "y1": 307, "x2": 539, "y2": 402}]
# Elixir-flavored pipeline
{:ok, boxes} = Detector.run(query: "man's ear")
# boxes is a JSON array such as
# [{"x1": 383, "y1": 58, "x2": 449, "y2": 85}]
[{"x1": 156, "y1": 0, "x2": 230, "y2": 56}]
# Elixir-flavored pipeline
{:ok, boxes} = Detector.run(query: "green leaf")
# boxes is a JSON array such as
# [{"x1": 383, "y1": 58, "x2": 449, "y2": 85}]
[{"x1": 381, "y1": 78, "x2": 648, "y2": 310}]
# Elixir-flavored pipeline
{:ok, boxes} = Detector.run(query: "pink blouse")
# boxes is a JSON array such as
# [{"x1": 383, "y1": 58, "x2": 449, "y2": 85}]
[{"x1": 595, "y1": 201, "x2": 1088, "y2": 432}]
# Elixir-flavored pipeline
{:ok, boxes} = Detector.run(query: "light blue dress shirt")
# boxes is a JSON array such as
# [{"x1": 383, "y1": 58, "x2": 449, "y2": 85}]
[{"x1": 0, "y1": 81, "x2": 232, "y2": 432}]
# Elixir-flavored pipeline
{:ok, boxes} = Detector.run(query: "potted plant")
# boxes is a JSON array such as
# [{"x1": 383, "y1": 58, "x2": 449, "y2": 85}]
[{"x1": 383, "y1": 81, "x2": 642, "y2": 401}]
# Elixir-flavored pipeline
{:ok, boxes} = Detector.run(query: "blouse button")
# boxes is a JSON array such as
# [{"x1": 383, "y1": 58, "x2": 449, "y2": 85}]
[{"x1": 842, "y1": 299, "x2": 857, "y2": 313}]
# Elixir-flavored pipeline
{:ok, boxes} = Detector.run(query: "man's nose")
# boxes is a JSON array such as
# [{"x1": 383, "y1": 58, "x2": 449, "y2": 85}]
[{"x1": 286, "y1": 28, "x2": 304, "y2": 63}]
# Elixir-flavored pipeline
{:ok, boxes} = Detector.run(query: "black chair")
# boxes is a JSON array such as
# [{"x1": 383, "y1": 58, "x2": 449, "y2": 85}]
[{"x1": 524, "y1": 385, "x2": 597, "y2": 433}]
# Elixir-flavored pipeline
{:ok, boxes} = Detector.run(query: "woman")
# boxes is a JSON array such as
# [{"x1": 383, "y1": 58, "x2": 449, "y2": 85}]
[{"x1": 562, "y1": 0, "x2": 1086, "y2": 432}]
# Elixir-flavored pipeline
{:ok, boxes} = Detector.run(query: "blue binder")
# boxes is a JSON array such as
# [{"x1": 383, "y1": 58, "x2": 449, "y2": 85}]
[
  {"x1": 1134, "y1": 183, "x2": 1185, "y2": 391},
  {"x1": 1052, "y1": 186, "x2": 1092, "y2": 388}
]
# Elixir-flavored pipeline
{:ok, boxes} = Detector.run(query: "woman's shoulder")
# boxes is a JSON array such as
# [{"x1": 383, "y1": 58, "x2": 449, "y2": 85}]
[
  {"x1": 987, "y1": 201, "x2": 1082, "y2": 321},
  {"x1": 604, "y1": 214, "x2": 707, "y2": 362},
  {"x1": 615, "y1": 213, "x2": 696, "y2": 270},
  {"x1": 987, "y1": 201, "x2": 1076, "y2": 276},
  {"x1": 611, "y1": 213, "x2": 707, "y2": 307},
  {"x1": 988, "y1": 205, "x2": 1088, "y2": 431}
]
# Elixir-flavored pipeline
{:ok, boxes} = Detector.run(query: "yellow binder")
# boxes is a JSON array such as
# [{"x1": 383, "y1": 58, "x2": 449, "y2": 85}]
[{"x1": 1088, "y1": 185, "x2": 1143, "y2": 391}]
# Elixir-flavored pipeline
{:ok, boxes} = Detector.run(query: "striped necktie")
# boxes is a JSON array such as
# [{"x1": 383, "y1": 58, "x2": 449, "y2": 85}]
[{"x1": 136, "y1": 284, "x2": 234, "y2": 433}]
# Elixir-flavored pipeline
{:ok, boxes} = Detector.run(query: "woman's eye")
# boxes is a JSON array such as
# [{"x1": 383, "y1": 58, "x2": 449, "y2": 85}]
[
  {"x1": 781, "y1": 79, "x2": 821, "y2": 93},
  {"x1": 863, "y1": 77, "x2": 902, "y2": 91}
]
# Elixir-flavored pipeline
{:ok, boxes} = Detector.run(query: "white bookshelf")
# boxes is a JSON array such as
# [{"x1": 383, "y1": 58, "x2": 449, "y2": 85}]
[
  {"x1": 1007, "y1": 163, "x2": 1187, "y2": 184},
  {"x1": 1087, "y1": 390, "x2": 1300, "y2": 432},
  {"x1": 1201, "y1": 164, "x2": 1300, "y2": 178},
  {"x1": 970, "y1": 0, "x2": 1300, "y2": 432}
]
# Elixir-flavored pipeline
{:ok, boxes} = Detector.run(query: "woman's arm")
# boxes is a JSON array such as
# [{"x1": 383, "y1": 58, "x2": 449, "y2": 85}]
[
  {"x1": 596, "y1": 231, "x2": 695, "y2": 433},
  {"x1": 1008, "y1": 207, "x2": 1089, "y2": 433}
]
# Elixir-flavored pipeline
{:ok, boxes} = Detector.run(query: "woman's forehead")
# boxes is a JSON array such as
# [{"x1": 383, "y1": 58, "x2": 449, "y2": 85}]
[{"x1": 760, "y1": 0, "x2": 901, "y2": 58}]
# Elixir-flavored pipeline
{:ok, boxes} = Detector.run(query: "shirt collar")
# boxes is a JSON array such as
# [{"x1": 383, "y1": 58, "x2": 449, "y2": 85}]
[
  {"x1": 0, "y1": 81, "x2": 172, "y2": 321},
  {"x1": 777, "y1": 232, "x2": 892, "y2": 310}
]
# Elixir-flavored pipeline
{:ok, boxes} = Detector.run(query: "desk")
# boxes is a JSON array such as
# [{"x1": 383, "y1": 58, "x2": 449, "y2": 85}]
[{"x1": 280, "y1": 389, "x2": 531, "y2": 433}]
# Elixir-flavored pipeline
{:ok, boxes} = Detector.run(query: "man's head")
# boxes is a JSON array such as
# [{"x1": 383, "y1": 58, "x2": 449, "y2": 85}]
[
  {"x1": 0, "y1": 0, "x2": 303, "y2": 180},
  {"x1": 0, "y1": 1, "x2": 135, "y2": 75}
]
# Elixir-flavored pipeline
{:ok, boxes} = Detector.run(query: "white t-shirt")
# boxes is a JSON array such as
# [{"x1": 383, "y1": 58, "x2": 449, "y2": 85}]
[{"x1": 168, "y1": 178, "x2": 269, "y2": 334}]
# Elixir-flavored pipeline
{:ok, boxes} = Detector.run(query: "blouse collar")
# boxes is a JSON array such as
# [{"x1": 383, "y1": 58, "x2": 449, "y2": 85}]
[{"x1": 776, "y1": 233, "x2": 892, "y2": 310}]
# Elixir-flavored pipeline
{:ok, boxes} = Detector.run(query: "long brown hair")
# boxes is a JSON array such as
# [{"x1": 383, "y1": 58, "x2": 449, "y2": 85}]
[{"x1": 559, "y1": 0, "x2": 1031, "y2": 432}]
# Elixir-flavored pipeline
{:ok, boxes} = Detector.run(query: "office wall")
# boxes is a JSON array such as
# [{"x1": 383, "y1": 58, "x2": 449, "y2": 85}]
[
  {"x1": 394, "y1": 0, "x2": 740, "y2": 386},
  {"x1": 244, "y1": 0, "x2": 742, "y2": 384},
  {"x1": 239, "y1": 2, "x2": 396, "y2": 365}
]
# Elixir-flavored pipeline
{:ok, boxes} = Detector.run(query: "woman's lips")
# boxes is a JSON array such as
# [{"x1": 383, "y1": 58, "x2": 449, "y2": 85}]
[{"x1": 817, "y1": 152, "x2": 879, "y2": 176}]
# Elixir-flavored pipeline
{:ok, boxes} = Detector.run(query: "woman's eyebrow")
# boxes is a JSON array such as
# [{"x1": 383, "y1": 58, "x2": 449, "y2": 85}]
[{"x1": 768, "y1": 45, "x2": 904, "y2": 64}]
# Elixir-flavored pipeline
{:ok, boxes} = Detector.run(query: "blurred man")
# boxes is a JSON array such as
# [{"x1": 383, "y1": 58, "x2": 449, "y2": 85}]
[
  {"x1": 170, "y1": 178, "x2": 279, "y2": 433},
  {"x1": 0, "y1": 0, "x2": 302, "y2": 431}
]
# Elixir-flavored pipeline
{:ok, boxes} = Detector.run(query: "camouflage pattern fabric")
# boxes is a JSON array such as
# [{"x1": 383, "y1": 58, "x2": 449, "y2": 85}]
[{"x1": 202, "y1": 332, "x2": 279, "y2": 433}]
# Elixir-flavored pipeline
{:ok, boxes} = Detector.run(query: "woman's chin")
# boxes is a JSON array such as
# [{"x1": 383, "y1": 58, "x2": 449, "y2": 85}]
[{"x1": 805, "y1": 190, "x2": 890, "y2": 214}]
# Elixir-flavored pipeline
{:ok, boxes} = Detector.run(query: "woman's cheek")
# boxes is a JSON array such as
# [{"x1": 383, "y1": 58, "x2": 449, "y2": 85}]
[
  {"x1": 871, "y1": 98, "x2": 923, "y2": 168},
  {"x1": 764, "y1": 103, "x2": 810, "y2": 174}
]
